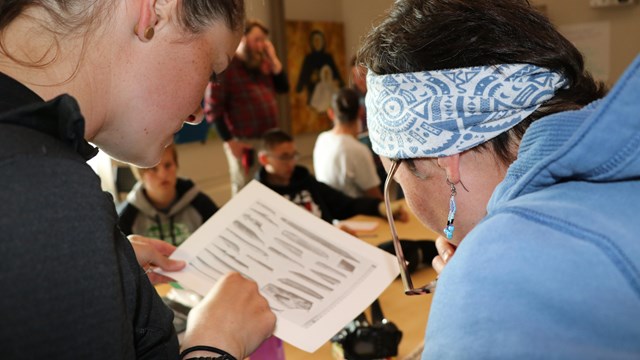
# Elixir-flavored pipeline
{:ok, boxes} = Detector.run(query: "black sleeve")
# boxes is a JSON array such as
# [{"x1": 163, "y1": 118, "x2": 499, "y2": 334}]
[
  {"x1": 117, "y1": 202, "x2": 138, "y2": 236},
  {"x1": 272, "y1": 70, "x2": 290, "y2": 94},
  {"x1": 0, "y1": 155, "x2": 178, "y2": 359},
  {"x1": 212, "y1": 115, "x2": 233, "y2": 141},
  {"x1": 315, "y1": 180, "x2": 380, "y2": 220},
  {"x1": 191, "y1": 192, "x2": 219, "y2": 222}
]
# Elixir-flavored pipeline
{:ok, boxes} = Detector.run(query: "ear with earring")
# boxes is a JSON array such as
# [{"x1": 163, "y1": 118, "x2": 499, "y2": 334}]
[
  {"x1": 443, "y1": 179, "x2": 468, "y2": 240},
  {"x1": 134, "y1": 24, "x2": 155, "y2": 41},
  {"x1": 443, "y1": 179, "x2": 457, "y2": 239}
]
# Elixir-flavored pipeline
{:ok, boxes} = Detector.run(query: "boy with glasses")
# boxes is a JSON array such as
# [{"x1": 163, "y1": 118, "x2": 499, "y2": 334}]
[{"x1": 256, "y1": 128, "x2": 405, "y2": 224}]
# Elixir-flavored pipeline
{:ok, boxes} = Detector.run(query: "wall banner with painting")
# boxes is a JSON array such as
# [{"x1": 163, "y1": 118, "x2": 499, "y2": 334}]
[{"x1": 286, "y1": 21, "x2": 346, "y2": 134}]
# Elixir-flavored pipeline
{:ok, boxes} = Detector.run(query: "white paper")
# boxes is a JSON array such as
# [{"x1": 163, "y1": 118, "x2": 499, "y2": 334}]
[
  {"x1": 158, "y1": 180, "x2": 399, "y2": 353},
  {"x1": 334, "y1": 220, "x2": 380, "y2": 232}
]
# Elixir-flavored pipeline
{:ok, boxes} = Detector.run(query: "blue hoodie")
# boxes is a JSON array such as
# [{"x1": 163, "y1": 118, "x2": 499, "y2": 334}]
[{"x1": 423, "y1": 55, "x2": 640, "y2": 359}]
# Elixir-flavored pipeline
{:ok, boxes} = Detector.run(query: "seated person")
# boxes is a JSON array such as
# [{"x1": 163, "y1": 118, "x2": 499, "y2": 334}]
[
  {"x1": 118, "y1": 143, "x2": 219, "y2": 246},
  {"x1": 313, "y1": 88, "x2": 383, "y2": 199},
  {"x1": 256, "y1": 128, "x2": 403, "y2": 224}
]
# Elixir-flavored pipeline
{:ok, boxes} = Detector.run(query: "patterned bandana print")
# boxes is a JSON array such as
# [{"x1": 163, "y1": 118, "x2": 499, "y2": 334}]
[{"x1": 366, "y1": 64, "x2": 567, "y2": 158}]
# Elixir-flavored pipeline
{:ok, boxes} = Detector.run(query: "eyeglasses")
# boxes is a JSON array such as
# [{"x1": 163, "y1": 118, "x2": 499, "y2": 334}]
[
  {"x1": 268, "y1": 152, "x2": 300, "y2": 162},
  {"x1": 384, "y1": 159, "x2": 437, "y2": 296}
]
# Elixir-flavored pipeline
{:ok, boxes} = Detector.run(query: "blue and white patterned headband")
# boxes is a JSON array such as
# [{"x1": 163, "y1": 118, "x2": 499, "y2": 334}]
[{"x1": 366, "y1": 64, "x2": 568, "y2": 158}]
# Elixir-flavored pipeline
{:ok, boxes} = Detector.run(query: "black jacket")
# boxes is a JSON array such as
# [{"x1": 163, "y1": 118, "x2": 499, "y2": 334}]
[
  {"x1": 255, "y1": 165, "x2": 381, "y2": 223},
  {"x1": 0, "y1": 72, "x2": 178, "y2": 359}
]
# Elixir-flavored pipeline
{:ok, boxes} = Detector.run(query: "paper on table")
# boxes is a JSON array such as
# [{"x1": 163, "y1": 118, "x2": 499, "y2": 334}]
[
  {"x1": 157, "y1": 180, "x2": 399, "y2": 353},
  {"x1": 334, "y1": 220, "x2": 379, "y2": 232}
]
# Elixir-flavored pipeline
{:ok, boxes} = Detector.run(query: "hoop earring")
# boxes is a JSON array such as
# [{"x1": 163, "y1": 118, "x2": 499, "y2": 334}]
[
  {"x1": 134, "y1": 24, "x2": 155, "y2": 41},
  {"x1": 443, "y1": 179, "x2": 457, "y2": 240}
]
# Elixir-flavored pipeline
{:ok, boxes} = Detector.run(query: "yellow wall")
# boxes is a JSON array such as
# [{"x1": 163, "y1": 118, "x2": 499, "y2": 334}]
[
  {"x1": 276, "y1": 0, "x2": 639, "y2": 84},
  {"x1": 533, "y1": 0, "x2": 640, "y2": 85}
]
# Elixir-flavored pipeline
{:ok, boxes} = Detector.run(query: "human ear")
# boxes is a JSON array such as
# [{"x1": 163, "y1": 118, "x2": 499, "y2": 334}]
[
  {"x1": 327, "y1": 108, "x2": 335, "y2": 121},
  {"x1": 436, "y1": 154, "x2": 461, "y2": 183},
  {"x1": 151, "y1": 0, "x2": 177, "y2": 33},
  {"x1": 134, "y1": 0, "x2": 158, "y2": 42},
  {"x1": 258, "y1": 151, "x2": 269, "y2": 166}
]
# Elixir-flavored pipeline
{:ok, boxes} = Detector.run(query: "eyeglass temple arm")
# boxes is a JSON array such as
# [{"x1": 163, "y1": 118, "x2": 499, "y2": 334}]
[{"x1": 384, "y1": 160, "x2": 415, "y2": 291}]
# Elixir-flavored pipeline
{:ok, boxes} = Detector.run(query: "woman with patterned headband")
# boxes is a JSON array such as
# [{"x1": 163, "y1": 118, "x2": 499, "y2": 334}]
[{"x1": 358, "y1": 0, "x2": 640, "y2": 358}]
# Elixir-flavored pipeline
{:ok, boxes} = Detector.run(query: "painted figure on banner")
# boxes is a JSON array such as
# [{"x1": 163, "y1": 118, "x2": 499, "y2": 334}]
[{"x1": 296, "y1": 30, "x2": 344, "y2": 112}]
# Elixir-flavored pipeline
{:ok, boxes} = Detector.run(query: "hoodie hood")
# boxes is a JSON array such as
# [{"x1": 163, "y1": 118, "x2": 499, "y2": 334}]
[
  {"x1": 126, "y1": 177, "x2": 200, "y2": 217},
  {"x1": 489, "y1": 55, "x2": 640, "y2": 211}
]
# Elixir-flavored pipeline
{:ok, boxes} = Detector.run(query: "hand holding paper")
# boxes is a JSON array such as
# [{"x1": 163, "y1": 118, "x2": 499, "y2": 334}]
[{"x1": 158, "y1": 181, "x2": 400, "y2": 353}]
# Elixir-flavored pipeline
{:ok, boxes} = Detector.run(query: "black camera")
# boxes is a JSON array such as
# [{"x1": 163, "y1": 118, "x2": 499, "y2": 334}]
[{"x1": 330, "y1": 299, "x2": 402, "y2": 360}]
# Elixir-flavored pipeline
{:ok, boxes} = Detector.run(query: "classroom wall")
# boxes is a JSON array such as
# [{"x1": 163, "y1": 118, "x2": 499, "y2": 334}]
[
  {"x1": 284, "y1": 0, "x2": 394, "y2": 68},
  {"x1": 246, "y1": 0, "x2": 272, "y2": 27},
  {"x1": 282, "y1": 0, "x2": 639, "y2": 84},
  {"x1": 532, "y1": 0, "x2": 640, "y2": 86}
]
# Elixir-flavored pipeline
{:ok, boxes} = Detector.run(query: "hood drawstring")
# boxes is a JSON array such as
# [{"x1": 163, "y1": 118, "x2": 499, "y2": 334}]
[
  {"x1": 154, "y1": 214, "x2": 177, "y2": 246},
  {"x1": 169, "y1": 217, "x2": 176, "y2": 246},
  {"x1": 154, "y1": 214, "x2": 166, "y2": 241}
]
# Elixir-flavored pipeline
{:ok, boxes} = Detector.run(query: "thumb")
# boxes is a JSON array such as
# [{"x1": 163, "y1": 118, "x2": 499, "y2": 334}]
[{"x1": 154, "y1": 256, "x2": 186, "y2": 272}]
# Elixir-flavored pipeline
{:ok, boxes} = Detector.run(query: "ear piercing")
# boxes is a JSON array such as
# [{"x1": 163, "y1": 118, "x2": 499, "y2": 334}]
[{"x1": 134, "y1": 24, "x2": 155, "y2": 41}]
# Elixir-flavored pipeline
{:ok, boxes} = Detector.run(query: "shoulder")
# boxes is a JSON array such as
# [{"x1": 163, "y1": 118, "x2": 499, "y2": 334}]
[
  {"x1": 425, "y1": 211, "x2": 640, "y2": 358},
  {"x1": 347, "y1": 138, "x2": 374, "y2": 157},
  {"x1": 314, "y1": 131, "x2": 338, "y2": 146}
]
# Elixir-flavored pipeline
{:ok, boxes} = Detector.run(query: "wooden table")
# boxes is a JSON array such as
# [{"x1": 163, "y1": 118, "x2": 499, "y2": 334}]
[{"x1": 283, "y1": 208, "x2": 439, "y2": 360}]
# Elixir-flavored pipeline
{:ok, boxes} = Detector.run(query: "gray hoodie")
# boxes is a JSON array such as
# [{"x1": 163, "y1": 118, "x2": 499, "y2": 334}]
[{"x1": 118, "y1": 178, "x2": 218, "y2": 245}]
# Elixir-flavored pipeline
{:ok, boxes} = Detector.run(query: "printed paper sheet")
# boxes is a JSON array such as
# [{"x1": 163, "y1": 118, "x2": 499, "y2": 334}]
[{"x1": 158, "y1": 180, "x2": 399, "y2": 353}]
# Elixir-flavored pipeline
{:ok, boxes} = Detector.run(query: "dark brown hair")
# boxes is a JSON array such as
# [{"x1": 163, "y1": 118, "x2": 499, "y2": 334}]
[
  {"x1": 358, "y1": 0, "x2": 606, "y2": 165},
  {"x1": 261, "y1": 128, "x2": 293, "y2": 152},
  {"x1": 331, "y1": 88, "x2": 360, "y2": 124}
]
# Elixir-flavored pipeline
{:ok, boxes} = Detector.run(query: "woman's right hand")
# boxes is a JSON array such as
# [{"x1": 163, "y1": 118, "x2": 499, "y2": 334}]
[
  {"x1": 432, "y1": 235, "x2": 457, "y2": 274},
  {"x1": 181, "y1": 272, "x2": 276, "y2": 360}
]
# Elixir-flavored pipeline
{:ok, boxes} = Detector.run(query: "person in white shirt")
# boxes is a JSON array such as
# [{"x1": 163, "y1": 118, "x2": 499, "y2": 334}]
[{"x1": 313, "y1": 88, "x2": 383, "y2": 199}]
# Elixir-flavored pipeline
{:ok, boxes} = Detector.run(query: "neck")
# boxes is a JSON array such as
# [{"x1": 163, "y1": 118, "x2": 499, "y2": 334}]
[
  {"x1": 332, "y1": 122, "x2": 359, "y2": 137},
  {"x1": 0, "y1": 9, "x2": 109, "y2": 141},
  {"x1": 146, "y1": 189, "x2": 177, "y2": 210},
  {"x1": 266, "y1": 173, "x2": 290, "y2": 187}
]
